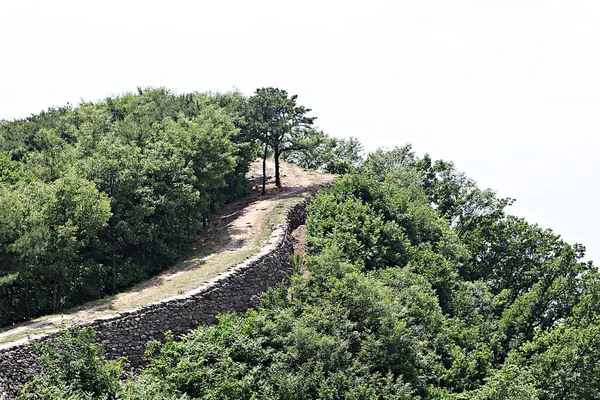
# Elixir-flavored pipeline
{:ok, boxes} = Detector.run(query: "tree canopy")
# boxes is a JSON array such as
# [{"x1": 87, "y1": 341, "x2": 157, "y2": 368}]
[
  {"x1": 0, "y1": 88, "x2": 257, "y2": 325},
  {"x1": 246, "y1": 88, "x2": 316, "y2": 193},
  {"x1": 16, "y1": 144, "x2": 599, "y2": 400}
]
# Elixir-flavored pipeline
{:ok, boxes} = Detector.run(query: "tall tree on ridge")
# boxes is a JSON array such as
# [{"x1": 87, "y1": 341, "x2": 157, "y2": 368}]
[{"x1": 246, "y1": 88, "x2": 315, "y2": 194}]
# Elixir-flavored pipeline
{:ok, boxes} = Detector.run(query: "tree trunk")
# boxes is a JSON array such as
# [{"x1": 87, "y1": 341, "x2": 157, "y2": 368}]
[
  {"x1": 25, "y1": 285, "x2": 30, "y2": 319},
  {"x1": 57, "y1": 280, "x2": 62, "y2": 313},
  {"x1": 262, "y1": 142, "x2": 268, "y2": 195},
  {"x1": 52, "y1": 277, "x2": 58, "y2": 313},
  {"x1": 112, "y1": 260, "x2": 117, "y2": 295},
  {"x1": 274, "y1": 144, "x2": 281, "y2": 188},
  {"x1": 52, "y1": 274, "x2": 63, "y2": 313}
]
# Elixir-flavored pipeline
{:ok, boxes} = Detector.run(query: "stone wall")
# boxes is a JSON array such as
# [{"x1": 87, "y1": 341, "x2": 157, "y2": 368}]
[{"x1": 0, "y1": 199, "x2": 308, "y2": 399}]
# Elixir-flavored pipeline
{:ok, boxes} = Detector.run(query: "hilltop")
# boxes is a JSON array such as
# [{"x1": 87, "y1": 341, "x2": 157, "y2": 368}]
[{"x1": 1, "y1": 88, "x2": 598, "y2": 400}]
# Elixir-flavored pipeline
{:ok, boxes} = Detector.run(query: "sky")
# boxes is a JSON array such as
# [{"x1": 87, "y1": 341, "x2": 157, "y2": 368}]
[{"x1": 1, "y1": 0, "x2": 599, "y2": 262}]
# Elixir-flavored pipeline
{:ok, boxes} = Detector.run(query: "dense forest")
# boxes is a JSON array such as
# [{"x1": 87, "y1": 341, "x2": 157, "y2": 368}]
[
  {"x1": 15, "y1": 142, "x2": 600, "y2": 399},
  {"x1": 0, "y1": 88, "x2": 252, "y2": 325},
  {"x1": 3, "y1": 88, "x2": 599, "y2": 399},
  {"x1": 0, "y1": 87, "x2": 356, "y2": 327}
]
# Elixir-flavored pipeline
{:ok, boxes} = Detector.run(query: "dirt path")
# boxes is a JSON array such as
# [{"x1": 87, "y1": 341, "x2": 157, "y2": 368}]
[{"x1": 0, "y1": 160, "x2": 333, "y2": 349}]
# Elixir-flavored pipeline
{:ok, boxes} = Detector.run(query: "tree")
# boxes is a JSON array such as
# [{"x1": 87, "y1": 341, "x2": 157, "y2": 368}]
[
  {"x1": 246, "y1": 88, "x2": 315, "y2": 194},
  {"x1": 0, "y1": 151, "x2": 29, "y2": 183},
  {"x1": 324, "y1": 136, "x2": 364, "y2": 174},
  {"x1": 40, "y1": 173, "x2": 111, "y2": 312},
  {"x1": 284, "y1": 134, "x2": 364, "y2": 174}
]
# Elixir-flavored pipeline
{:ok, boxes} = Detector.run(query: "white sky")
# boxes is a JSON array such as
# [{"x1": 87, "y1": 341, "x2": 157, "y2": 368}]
[{"x1": 1, "y1": 0, "x2": 599, "y2": 263}]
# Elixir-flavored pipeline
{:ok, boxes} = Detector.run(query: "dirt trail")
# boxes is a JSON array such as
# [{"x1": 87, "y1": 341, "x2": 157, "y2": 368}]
[
  {"x1": 0, "y1": 160, "x2": 333, "y2": 349},
  {"x1": 107, "y1": 160, "x2": 331, "y2": 311}
]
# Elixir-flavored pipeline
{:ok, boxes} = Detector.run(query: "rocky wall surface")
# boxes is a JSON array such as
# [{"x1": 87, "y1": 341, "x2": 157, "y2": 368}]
[{"x1": 0, "y1": 199, "x2": 308, "y2": 399}]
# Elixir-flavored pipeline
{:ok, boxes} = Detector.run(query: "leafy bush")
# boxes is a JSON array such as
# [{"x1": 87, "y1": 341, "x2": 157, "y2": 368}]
[{"x1": 17, "y1": 327, "x2": 124, "y2": 400}]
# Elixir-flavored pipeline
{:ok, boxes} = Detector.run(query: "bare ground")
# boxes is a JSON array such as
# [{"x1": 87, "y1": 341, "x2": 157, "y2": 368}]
[{"x1": 0, "y1": 160, "x2": 333, "y2": 348}]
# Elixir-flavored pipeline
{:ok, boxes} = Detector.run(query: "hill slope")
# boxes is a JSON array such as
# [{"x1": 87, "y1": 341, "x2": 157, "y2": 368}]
[{"x1": 0, "y1": 160, "x2": 333, "y2": 348}]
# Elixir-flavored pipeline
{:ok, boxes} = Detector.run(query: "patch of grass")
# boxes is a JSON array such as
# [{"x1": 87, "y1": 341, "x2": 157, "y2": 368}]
[
  {"x1": 270, "y1": 195, "x2": 304, "y2": 225},
  {"x1": 171, "y1": 249, "x2": 216, "y2": 271},
  {"x1": 67, "y1": 295, "x2": 117, "y2": 313},
  {"x1": 0, "y1": 315, "x2": 72, "y2": 346},
  {"x1": 0, "y1": 329, "x2": 40, "y2": 346}
]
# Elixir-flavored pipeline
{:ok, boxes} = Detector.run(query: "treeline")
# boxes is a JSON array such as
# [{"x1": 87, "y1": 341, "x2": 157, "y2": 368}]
[{"x1": 19, "y1": 146, "x2": 599, "y2": 399}]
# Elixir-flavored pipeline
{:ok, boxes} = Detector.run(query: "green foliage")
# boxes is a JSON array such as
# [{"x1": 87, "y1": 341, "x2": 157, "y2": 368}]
[
  {"x1": 16, "y1": 143, "x2": 599, "y2": 400},
  {"x1": 17, "y1": 327, "x2": 124, "y2": 400},
  {"x1": 246, "y1": 87, "x2": 316, "y2": 191},
  {"x1": 0, "y1": 88, "x2": 258, "y2": 325},
  {"x1": 0, "y1": 174, "x2": 111, "y2": 319},
  {"x1": 284, "y1": 133, "x2": 364, "y2": 174},
  {"x1": 0, "y1": 151, "x2": 29, "y2": 183}
]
